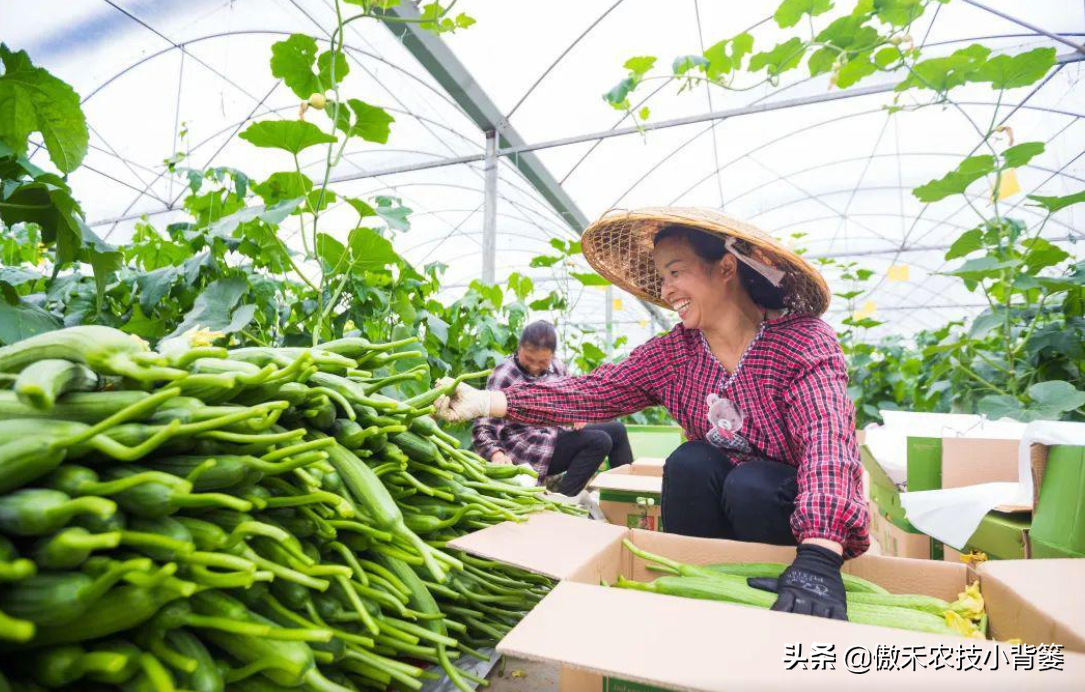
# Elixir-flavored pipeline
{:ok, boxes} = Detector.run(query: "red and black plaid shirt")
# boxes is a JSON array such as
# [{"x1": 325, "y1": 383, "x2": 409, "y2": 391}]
[
  {"x1": 472, "y1": 355, "x2": 571, "y2": 477},
  {"x1": 503, "y1": 314, "x2": 870, "y2": 558}
]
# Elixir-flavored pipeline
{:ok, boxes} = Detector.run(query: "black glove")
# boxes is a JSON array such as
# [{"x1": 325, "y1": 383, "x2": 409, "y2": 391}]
[{"x1": 748, "y1": 543, "x2": 848, "y2": 621}]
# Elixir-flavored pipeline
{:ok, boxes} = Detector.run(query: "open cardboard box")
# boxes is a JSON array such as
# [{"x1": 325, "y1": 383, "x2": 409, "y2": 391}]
[
  {"x1": 589, "y1": 464, "x2": 663, "y2": 531},
  {"x1": 451, "y1": 512, "x2": 1085, "y2": 691},
  {"x1": 864, "y1": 439, "x2": 1049, "y2": 559}
]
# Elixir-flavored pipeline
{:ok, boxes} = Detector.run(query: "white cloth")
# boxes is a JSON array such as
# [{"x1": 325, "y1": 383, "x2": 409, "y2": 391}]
[
  {"x1": 899, "y1": 420, "x2": 1085, "y2": 549},
  {"x1": 724, "y1": 236, "x2": 785, "y2": 286}
]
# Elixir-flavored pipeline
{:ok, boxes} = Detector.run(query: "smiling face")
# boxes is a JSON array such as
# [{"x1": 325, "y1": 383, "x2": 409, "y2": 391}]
[{"x1": 653, "y1": 235, "x2": 737, "y2": 330}]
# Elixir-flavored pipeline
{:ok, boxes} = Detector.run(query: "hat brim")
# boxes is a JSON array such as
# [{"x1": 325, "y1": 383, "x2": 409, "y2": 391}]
[{"x1": 581, "y1": 207, "x2": 831, "y2": 316}]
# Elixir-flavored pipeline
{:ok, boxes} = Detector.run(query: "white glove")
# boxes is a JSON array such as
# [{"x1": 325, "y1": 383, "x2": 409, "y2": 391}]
[{"x1": 433, "y1": 378, "x2": 493, "y2": 422}]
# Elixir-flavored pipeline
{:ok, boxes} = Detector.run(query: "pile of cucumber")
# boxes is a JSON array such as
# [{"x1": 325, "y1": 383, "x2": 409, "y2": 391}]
[
  {"x1": 0, "y1": 326, "x2": 574, "y2": 692},
  {"x1": 614, "y1": 540, "x2": 988, "y2": 638}
]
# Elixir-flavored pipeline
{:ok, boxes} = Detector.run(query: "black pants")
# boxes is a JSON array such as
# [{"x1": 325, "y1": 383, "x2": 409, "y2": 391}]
[
  {"x1": 547, "y1": 421, "x2": 633, "y2": 495},
  {"x1": 661, "y1": 441, "x2": 799, "y2": 545}
]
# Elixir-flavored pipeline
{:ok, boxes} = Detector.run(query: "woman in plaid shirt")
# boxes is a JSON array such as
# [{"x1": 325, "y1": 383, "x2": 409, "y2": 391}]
[
  {"x1": 436, "y1": 208, "x2": 869, "y2": 623},
  {"x1": 472, "y1": 320, "x2": 633, "y2": 495}
]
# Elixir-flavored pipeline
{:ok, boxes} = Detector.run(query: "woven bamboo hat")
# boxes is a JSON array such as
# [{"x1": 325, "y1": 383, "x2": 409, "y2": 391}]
[{"x1": 581, "y1": 207, "x2": 831, "y2": 316}]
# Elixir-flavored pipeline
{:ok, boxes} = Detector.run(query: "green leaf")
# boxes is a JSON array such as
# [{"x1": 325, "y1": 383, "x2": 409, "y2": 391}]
[
  {"x1": 874, "y1": 0, "x2": 926, "y2": 26},
  {"x1": 748, "y1": 38, "x2": 806, "y2": 75},
  {"x1": 945, "y1": 228, "x2": 984, "y2": 260},
  {"x1": 425, "y1": 312, "x2": 449, "y2": 344},
  {"x1": 603, "y1": 76, "x2": 636, "y2": 109},
  {"x1": 167, "y1": 277, "x2": 256, "y2": 339},
  {"x1": 1001, "y1": 141, "x2": 1044, "y2": 169},
  {"x1": 392, "y1": 291, "x2": 417, "y2": 326},
  {"x1": 774, "y1": 0, "x2": 833, "y2": 28},
  {"x1": 808, "y1": 47, "x2": 836, "y2": 77},
  {"x1": 507, "y1": 272, "x2": 533, "y2": 301},
  {"x1": 968, "y1": 309, "x2": 1004, "y2": 339},
  {"x1": 345, "y1": 196, "x2": 378, "y2": 221},
  {"x1": 731, "y1": 33, "x2": 754, "y2": 69},
  {"x1": 316, "y1": 233, "x2": 347, "y2": 272},
  {"x1": 0, "y1": 267, "x2": 41, "y2": 288},
  {"x1": 946, "y1": 256, "x2": 1020, "y2": 281},
  {"x1": 581, "y1": 342, "x2": 606, "y2": 361},
  {"x1": 238, "y1": 222, "x2": 293, "y2": 274},
  {"x1": 572, "y1": 272, "x2": 610, "y2": 287},
  {"x1": 208, "y1": 198, "x2": 304, "y2": 238},
  {"x1": 969, "y1": 47, "x2": 1056, "y2": 90},
  {"x1": 374, "y1": 195, "x2": 411, "y2": 232},
  {"x1": 815, "y1": 15, "x2": 878, "y2": 50},
  {"x1": 79, "y1": 224, "x2": 121, "y2": 307},
  {"x1": 317, "y1": 50, "x2": 350, "y2": 90},
  {"x1": 673, "y1": 54, "x2": 709, "y2": 76},
  {"x1": 121, "y1": 304, "x2": 166, "y2": 341},
  {"x1": 638, "y1": 106, "x2": 650, "y2": 121},
  {"x1": 703, "y1": 41, "x2": 733, "y2": 79},
  {"x1": 1028, "y1": 380, "x2": 1085, "y2": 414},
  {"x1": 874, "y1": 46, "x2": 902, "y2": 68},
  {"x1": 529, "y1": 255, "x2": 561, "y2": 268},
  {"x1": 346, "y1": 100, "x2": 394, "y2": 144},
  {"x1": 269, "y1": 34, "x2": 320, "y2": 100},
  {"x1": 1026, "y1": 189, "x2": 1085, "y2": 214},
  {"x1": 0, "y1": 176, "x2": 84, "y2": 266},
  {"x1": 912, "y1": 155, "x2": 995, "y2": 202},
  {"x1": 1020, "y1": 238, "x2": 1069, "y2": 273},
  {"x1": 252, "y1": 172, "x2": 313, "y2": 206},
  {"x1": 896, "y1": 44, "x2": 990, "y2": 93},
  {"x1": 0, "y1": 45, "x2": 88, "y2": 172},
  {"x1": 347, "y1": 227, "x2": 399, "y2": 272},
  {"x1": 0, "y1": 299, "x2": 61, "y2": 344},
  {"x1": 623, "y1": 56, "x2": 657, "y2": 76},
  {"x1": 977, "y1": 394, "x2": 1023, "y2": 421},
  {"x1": 134, "y1": 265, "x2": 181, "y2": 313},
  {"x1": 836, "y1": 53, "x2": 877, "y2": 88},
  {"x1": 239, "y1": 120, "x2": 336, "y2": 155}
]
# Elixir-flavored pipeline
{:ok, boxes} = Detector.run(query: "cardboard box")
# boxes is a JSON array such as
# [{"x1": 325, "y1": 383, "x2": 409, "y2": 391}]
[
  {"x1": 451, "y1": 512, "x2": 1085, "y2": 691},
  {"x1": 869, "y1": 500, "x2": 940, "y2": 560},
  {"x1": 1029, "y1": 445, "x2": 1085, "y2": 557},
  {"x1": 631, "y1": 457, "x2": 666, "y2": 469},
  {"x1": 589, "y1": 464, "x2": 663, "y2": 531},
  {"x1": 861, "y1": 424, "x2": 1050, "y2": 560}
]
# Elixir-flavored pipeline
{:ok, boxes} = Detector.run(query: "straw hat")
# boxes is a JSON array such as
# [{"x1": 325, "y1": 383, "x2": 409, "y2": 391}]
[{"x1": 581, "y1": 207, "x2": 831, "y2": 316}]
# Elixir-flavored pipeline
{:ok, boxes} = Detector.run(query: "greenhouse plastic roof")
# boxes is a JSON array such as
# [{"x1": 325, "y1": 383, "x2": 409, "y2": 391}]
[{"x1": 8, "y1": 0, "x2": 1085, "y2": 345}]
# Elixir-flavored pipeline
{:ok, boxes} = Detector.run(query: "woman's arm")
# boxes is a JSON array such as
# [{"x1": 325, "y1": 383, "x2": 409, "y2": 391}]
[
  {"x1": 500, "y1": 338, "x2": 670, "y2": 425},
  {"x1": 783, "y1": 325, "x2": 870, "y2": 559},
  {"x1": 439, "y1": 337, "x2": 673, "y2": 425}
]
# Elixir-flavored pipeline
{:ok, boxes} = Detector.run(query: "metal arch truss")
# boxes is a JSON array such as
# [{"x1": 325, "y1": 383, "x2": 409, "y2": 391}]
[{"x1": 377, "y1": 2, "x2": 671, "y2": 332}]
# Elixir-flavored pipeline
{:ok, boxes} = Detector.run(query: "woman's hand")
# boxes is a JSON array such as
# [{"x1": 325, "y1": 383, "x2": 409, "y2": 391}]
[
  {"x1": 747, "y1": 543, "x2": 848, "y2": 621},
  {"x1": 434, "y1": 379, "x2": 504, "y2": 422},
  {"x1": 490, "y1": 451, "x2": 512, "y2": 465}
]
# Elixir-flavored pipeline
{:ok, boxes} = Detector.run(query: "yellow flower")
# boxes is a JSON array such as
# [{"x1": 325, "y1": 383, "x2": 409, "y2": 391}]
[
  {"x1": 189, "y1": 326, "x2": 225, "y2": 348},
  {"x1": 951, "y1": 581, "x2": 985, "y2": 622},
  {"x1": 944, "y1": 611, "x2": 982, "y2": 638}
]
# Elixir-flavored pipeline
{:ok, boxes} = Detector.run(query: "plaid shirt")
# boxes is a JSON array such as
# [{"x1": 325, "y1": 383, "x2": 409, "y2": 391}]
[
  {"x1": 503, "y1": 315, "x2": 870, "y2": 558},
  {"x1": 472, "y1": 355, "x2": 571, "y2": 477}
]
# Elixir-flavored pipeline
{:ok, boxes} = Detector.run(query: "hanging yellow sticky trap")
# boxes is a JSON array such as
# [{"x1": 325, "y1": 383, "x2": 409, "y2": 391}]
[
  {"x1": 993, "y1": 168, "x2": 1021, "y2": 201},
  {"x1": 887, "y1": 264, "x2": 910, "y2": 282},
  {"x1": 612, "y1": 298, "x2": 623, "y2": 311},
  {"x1": 853, "y1": 301, "x2": 877, "y2": 320},
  {"x1": 639, "y1": 319, "x2": 648, "y2": 329}
]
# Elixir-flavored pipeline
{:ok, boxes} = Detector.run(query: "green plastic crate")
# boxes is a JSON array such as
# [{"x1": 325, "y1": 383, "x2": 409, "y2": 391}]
[{"x1": 623, "y1": 425, "x2": 683, "y2": 462}]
